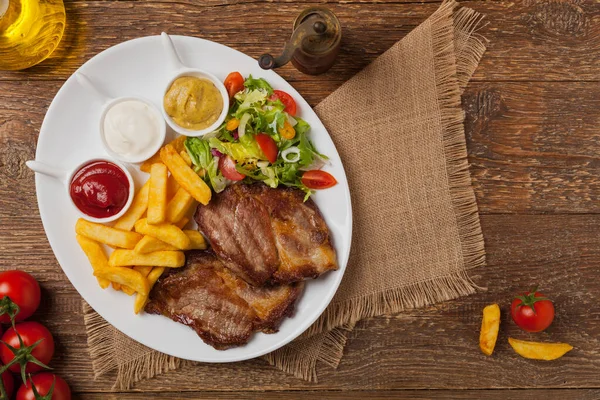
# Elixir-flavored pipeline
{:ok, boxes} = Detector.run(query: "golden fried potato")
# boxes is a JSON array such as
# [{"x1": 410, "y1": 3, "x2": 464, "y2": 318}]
[
  {"x1": 141, "y1": 135, "x2": 187, "y2": 173},
  {"x1": 109, "y1": 249, "x2": 185, "y2": 268},
  {"x1": 180, "y1": 150, "x2": 192, "y2": 167},
  {"x1": 147, "y1": 163, "x2": 168, "y2": 224},
  {"x1": 183, "y1": 230, "x2": 207, "y2": 250},
  {"x1": 75, "y1": 235, "x2": 110, "y2": 289},
  {"x1": 167, "y1": 174, "x2": 180, "y2": 200},
  {"x1": 94, "y1": 266, "x2": 150, "y2": 295},
  {"x1": 134, "y1": 218, "x2": 190, "y2": 250},
  {"x1": 122, "y1": 285, "x2": 136, "y2": 296},
  {"x1": 134, "y1": 235, "x2": 178, "y2": 254},
  {"x1": 134, "y1": 267, "x2": 165, "y2": 314},
  {"x1": 76, "y1": 218, "x2": 142, "y2": 249},
  {"x1": 166, "y1": 188, "x2": 195, "y2": 224},
  {"x1": 160, "y1": 145, "x2": 211, "y2": 205},
  {"x1": 134, "y1": 266, "x2": 153, "y2": 277},
  {"x1": 479, "y1": 304, "x2": 500, "y2": 356},
  {"x1": 508, "y1": 338, "x2": 573, "y2": 360},
  {"x1": 113, "y1": 181, "x2": 150, "y2": 231},
  {"x1": 112, "y1": 282, "x2": 122, "y2": 291}
]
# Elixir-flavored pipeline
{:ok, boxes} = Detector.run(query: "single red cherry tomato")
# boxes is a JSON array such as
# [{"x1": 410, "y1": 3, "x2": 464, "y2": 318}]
[
  {"x1": 218, "y1": 155, "x2": 245, "y2": 181},
  {"x1": 1, "y1": 322, "x2": 54, "y2": 374},
  {"x1": 224, "y1": 72, "x2": 245, "y2": 99},
  {"x1": 301, "y1": 170, "x2": 337, "y2": 189},
  {"x1": 511, "y1": 290, "x2": 555, "y2": 332},
  {"x1": 269, "y1": 90, "x2": 297, "y2": 116},
  {"x1": 0, "y1": 270, "x2": 41, "y2": 323},
  {"x1": 1, "y1": 365, "x2": 14, "y2": 399},
  {"x1": 16, "y1": 373, "x2": 71, "y2": 400},
  {"x1": 255, "y1": 133, "x2": 278, "y2": 163}
]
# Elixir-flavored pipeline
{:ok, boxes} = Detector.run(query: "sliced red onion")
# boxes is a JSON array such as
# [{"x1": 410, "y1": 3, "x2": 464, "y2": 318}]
[
  {"x1": 211, "y1": 148, "x2": 224, "y2": 157},
  {"x1": 232, "y1": 130, "x2": 239, "y2": 140}
]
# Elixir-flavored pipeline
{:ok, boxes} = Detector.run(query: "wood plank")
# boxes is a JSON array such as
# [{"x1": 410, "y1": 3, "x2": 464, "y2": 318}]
[
  {"x1": 2, "y1": 215, "x2": 600, "y2": 392},
  {"x1": 2, "y1": 80, "x2": 600, "y2": 213},
  {"x1": 1, "y1": 0, "x2": 599, "y2": 82},
  {"x1": 79, "y1": 389, "x2": 600, "y2": 399}
]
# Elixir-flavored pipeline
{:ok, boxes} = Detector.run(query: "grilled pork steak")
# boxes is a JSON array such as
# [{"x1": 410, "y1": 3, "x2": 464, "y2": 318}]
[
  {"x1": 145, "y1": 250, "x2": 303, "y2": 349},
  {"x1": 195, "y1": 184, "x2": 338, "y2": 286}
]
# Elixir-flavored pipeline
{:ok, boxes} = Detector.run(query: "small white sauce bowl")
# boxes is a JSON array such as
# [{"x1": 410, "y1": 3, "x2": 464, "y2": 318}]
[
  {"x1": 26, "y1": 157, "x2": 135, "y2": 224},
  {"x1": 160, "y1": 32, "x2": 229, "y2": 137},
  {"x1": 99, "y1": 97, "x2": 166, "y2": 164}
]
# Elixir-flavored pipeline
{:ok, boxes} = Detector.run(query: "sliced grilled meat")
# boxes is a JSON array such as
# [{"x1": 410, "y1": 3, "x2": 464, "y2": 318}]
[
  {"x1": 145, "y1": 250, "x2": 304, "y2": 349},
  {"x1": 194, "y1": 184, "x2": 337, "y2": 286}
]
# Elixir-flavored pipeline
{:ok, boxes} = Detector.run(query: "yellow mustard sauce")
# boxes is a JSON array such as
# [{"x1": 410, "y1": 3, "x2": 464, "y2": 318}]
[{"x1": 163, "y1": 76, "x2": 224, "y2": 130}]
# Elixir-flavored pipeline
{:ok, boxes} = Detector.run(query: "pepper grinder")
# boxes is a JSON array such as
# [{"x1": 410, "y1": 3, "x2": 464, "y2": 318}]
[{"x1": 258, "y1": 7, "x2": 341, "y2": 75}]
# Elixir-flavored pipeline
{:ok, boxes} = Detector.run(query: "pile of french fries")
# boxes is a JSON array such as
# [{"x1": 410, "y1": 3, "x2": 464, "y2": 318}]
[{"x1": 75, "y1": 137, "x2": 212, "y2": 314}]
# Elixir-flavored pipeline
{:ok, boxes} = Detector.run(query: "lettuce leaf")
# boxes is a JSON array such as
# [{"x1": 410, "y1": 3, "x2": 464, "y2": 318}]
[{"x1": 243, "y1": 75, "x2": 274, "y2": 95}]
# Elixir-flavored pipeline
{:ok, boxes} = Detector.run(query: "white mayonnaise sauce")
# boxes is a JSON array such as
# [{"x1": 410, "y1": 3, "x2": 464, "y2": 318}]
[{"x1": 103, "y1": 100, "x2": 162, "y2": 160}]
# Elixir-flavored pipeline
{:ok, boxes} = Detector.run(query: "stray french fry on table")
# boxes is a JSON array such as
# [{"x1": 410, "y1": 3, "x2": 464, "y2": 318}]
[
  {"x1": 160, "y1": 144, "x2": 211, "y2": 205},
  {"x1": 479, "y1": 304, "x2": 500, "y2": 356},
  {"x1": 109, "y1": 249, "x2": 185, "y2": 268},
  {"x1": 94, "y1": 266, "x2": 150, "y2": 295},
  {"x1": 148, "y1": 163, "x2": 168, "y2": 224},
  {"x1": 508, "y1": 337, "x2": 573, "y2": 360},
  {"x1": 113, "y1": 181, "x2": 150, "y2": 231},
  {"x1": 75, "y1": 235, "x2": 110, "y2": 289},
  {"x1": 76, "y1": 218, "x2": 143, "y2": 249},
  {"x1": 134, "y1": 218, "x2": 191, "y2": 250},
  {"x1": 134, "y1": 267, "x2": 166, "y2": 314}
]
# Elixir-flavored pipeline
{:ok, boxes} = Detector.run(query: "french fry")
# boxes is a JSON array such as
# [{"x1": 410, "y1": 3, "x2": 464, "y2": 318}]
[
  {"x1": 147, "y1": 163, "x2": 168, "y2": 224},
  {"x1": 134, "y1": 267, "x2": 165, "y2": 314},
  {"x1": 112, "y1": 282, "x2": 122, "y2": 291},
  {"x1": 113, "y1": 181, "x2": 150, "y2": 231},
  {"x1": 166, "y1": 188, "x2": 196, "y2": 223},
  {"x1": 167, "y1": 174, "x2": 180, "y2": 200},
  {"x1": 134, "y1": 235, "x2": 178, "y2": 253},
  {"x1": 76, "y1": 218, "x2": 142, "y2": 249},
  {"x1": 134, "y1": 218, "x2": 190, "y2": 250},
  {"x1": 180, "y1": 150, "x2": 192, "y2": 167},
  {"x1": 134, "y1": 266, "x2": 153, "y2": 277},
  {"x1": 175, "y1": 217, "x2": 189, "y2": 229},
  {"x1": 508, "y1": 338, "x2": 573, "y2": 360},
  {"x1": 75, "y1": 235, "x2": 110, "y2": 289},
  {"x1": 122, "y1": 285, "x2": 136, "y2": 296},
  {"x1": 94, "y1": 266, "x2": 150, "y2": 295},
  {"x1": 141, "y1": 136, "x2": 187, "y2": 173},
  {"x1": 109, "y1": 249, "x2": 185, "y2": 268},
  {"x1": 160, "y1": 145, "x2": 211, "y2": 205},
  {"x1": 183, "y1": 230, "x2": 207, "y2": 250},
  {"x1": 479, "y1": 304, "x2": 500, "y2": 356}
]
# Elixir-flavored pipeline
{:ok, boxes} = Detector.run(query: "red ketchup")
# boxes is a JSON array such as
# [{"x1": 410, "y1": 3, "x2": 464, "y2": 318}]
[{"x1": 70, "y1": 161, "x2": 130, "y2": 219}]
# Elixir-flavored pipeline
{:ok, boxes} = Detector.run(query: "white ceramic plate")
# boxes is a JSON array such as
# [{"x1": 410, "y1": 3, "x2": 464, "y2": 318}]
[{"x1": 34, "y1": 35, "x2": 352, "y2": 362}]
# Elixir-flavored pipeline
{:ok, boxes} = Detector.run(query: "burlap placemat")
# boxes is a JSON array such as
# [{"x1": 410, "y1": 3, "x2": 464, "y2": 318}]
[{"x1": 82, "y1": 0, "x2": 487, "y2": 388}]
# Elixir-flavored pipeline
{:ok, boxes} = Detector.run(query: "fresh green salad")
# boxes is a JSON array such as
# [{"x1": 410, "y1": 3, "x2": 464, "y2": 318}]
[{"x1": 184, "y1": 72, "x2": 337, "y2": 200}]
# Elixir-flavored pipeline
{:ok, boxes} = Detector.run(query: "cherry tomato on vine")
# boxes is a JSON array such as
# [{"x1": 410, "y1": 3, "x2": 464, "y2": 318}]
[
  {"x1": 0, "y1": 270, "x2": 41, "y2": 323},
  {"x1": 224, "y1": 72, "x2": 245, "y2": 99},
  {"x1": 511, "y1": 290, "x2": 555, "y2": 332},
  {"x1": 16, "y1": 373, "x2": 71, "y2": 400},
  {"x1": 0, "y1": 365, "x2": 14, "y2": 399},
  {"x1": 269, "y1": 90, "x2": 297, "y2": 116},
  {"x1": 1, "y1": 322, "x2": 54, "y2": 374}
]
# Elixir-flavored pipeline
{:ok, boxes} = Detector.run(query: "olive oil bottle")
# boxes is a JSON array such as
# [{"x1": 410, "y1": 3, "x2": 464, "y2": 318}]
[{"x1": 0, "y1": 0, "x2": 65, "y2": 70}]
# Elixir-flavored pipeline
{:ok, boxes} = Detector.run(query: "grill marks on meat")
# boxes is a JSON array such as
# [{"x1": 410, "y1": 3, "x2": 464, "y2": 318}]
[
  {"x1": 195, "y1": 186, "x2": 279, "y2": 285},
  {"x1": 145, "y1": 250, "x2": 303, "y2": 349},
  {"x1": 195, "y1": 184, "x2": 338, "y2": 286}
]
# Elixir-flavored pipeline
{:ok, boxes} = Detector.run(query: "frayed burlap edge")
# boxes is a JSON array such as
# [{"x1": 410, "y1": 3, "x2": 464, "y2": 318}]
[
  {"x1": 263, "y1": 322, "x2": 356, "y2": 382},
  {"x1": 303, "y1": 0, "x2": 486, "y2": 339}
]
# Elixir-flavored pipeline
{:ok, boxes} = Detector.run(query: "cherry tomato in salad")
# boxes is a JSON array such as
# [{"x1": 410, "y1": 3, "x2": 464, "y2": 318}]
[
  {"x1": 16, "y1": 373, "x2": 71, "y2": 400},
  {"x1": 218, "y1": 155, "x2": 246, "y2": 181},
  {"x1": 511, "y1": 290, "x2": 555, "y2": 332},
  {"x1": 301, "y1": 170, "x2": 337, "y2": 189},
  {"x1": 1, "y1": 322, "x2": 54, "y2": 374},
  {"x1": 224, "y1": 72, "x2": 245, "y2": 99},
  {"x1": 1, "y1": 365, "x2": 14, "y2": 399},
  {"x1": 270, "y1": 90, "x2": 297, "y2": 116},
  {"x1": 255, "y1": 134, "x2": 278, "y2": 163},
  {"x1": 0, "y1": 270, "x2": 41, "y2": 323}
]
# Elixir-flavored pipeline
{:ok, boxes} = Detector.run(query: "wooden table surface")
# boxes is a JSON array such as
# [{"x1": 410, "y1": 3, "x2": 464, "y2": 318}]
[{"x1": 2, "y1": 0, "x2": 600, "y2": 398}]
